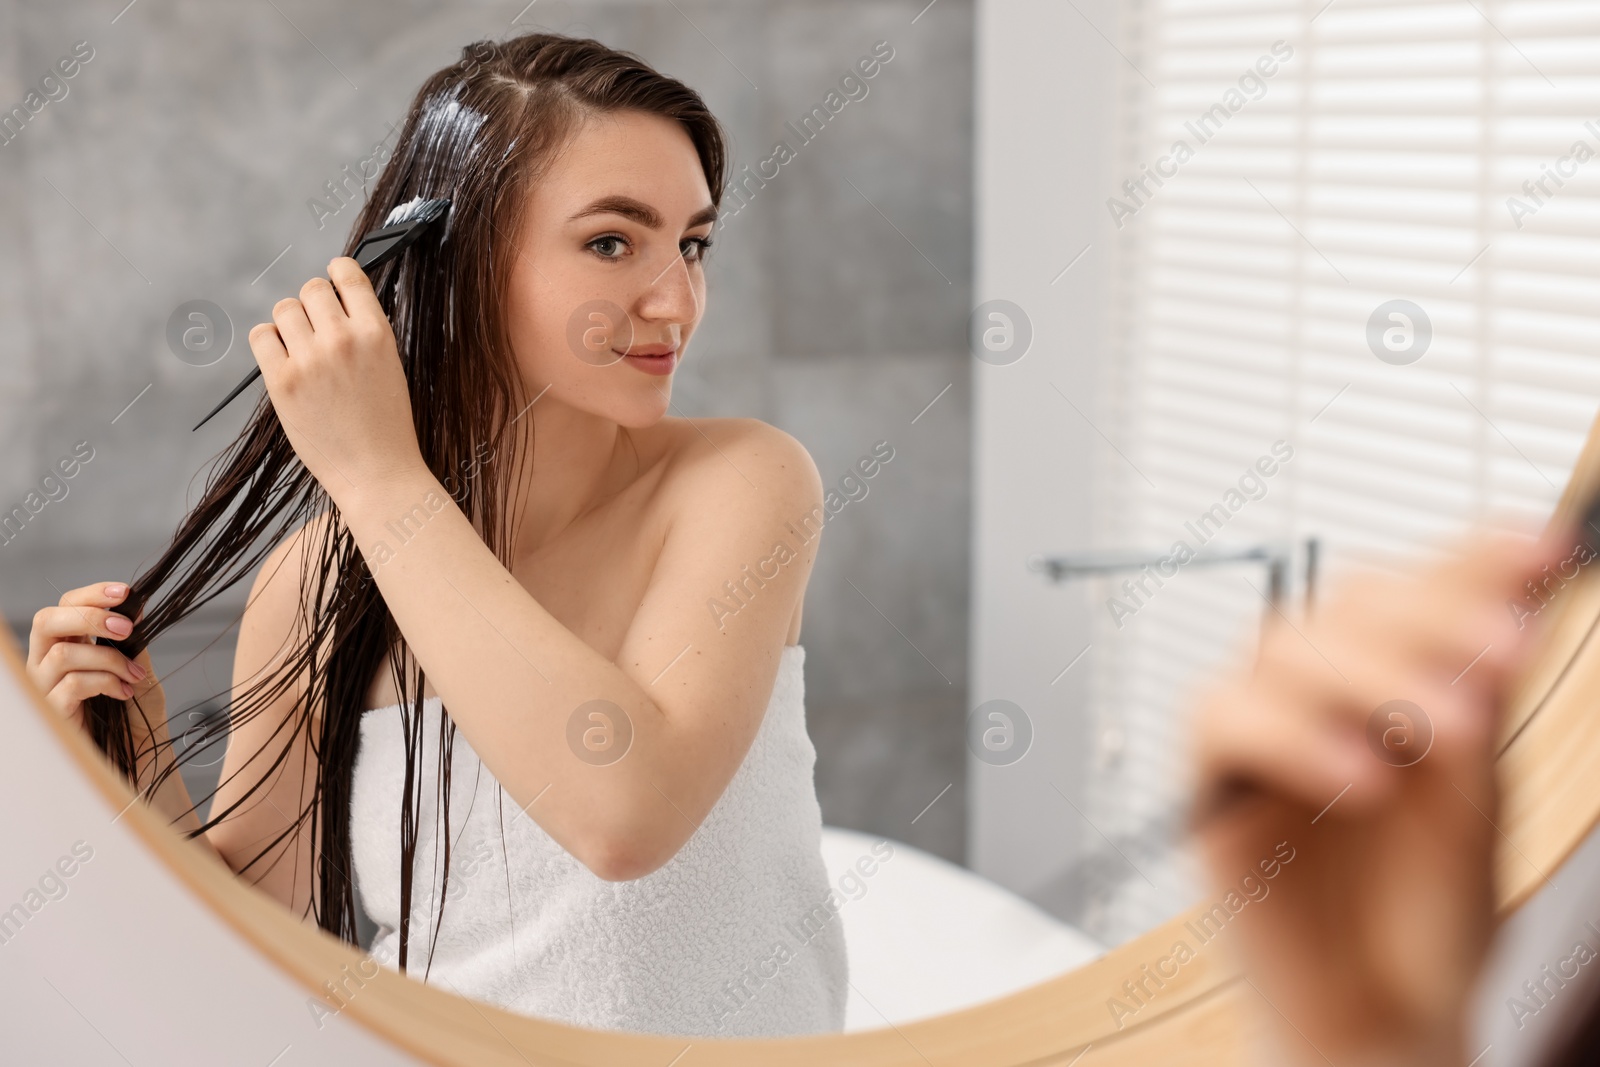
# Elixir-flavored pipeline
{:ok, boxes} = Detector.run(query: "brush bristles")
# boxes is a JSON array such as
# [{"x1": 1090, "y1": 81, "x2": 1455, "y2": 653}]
[{"x1": 384, "y1": 196, "x2": 451, "y2": 227}]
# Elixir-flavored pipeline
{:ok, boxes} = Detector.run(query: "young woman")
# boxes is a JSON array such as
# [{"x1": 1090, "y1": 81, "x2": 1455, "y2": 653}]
[
  {"x1": 23, "y1": 33, "x2": 847, "y2": 1038},
  {"x1": 1190, "y1": 514, "x2": 1600, "y2": 1064}
]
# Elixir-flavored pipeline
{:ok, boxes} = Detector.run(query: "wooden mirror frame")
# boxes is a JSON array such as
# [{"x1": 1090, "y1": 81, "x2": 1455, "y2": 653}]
[{"x1": 8, "y1": 415, "x2": 1600, "y2": 1064}]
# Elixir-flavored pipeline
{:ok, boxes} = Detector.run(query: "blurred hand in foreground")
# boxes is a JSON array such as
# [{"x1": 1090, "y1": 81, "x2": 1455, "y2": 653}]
[{"x1": 1191, "y1": 524, "x2": 1580, "y2": 1067}]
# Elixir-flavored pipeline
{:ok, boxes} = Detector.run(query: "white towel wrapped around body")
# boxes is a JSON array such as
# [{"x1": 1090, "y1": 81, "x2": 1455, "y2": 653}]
[{"x1": 348, "y1": 643, "x2": 848, "y2": 1038}]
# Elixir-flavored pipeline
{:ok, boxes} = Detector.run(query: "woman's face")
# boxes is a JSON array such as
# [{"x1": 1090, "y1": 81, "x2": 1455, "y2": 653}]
[{"x1": 504, "y1": 108, "x2": 716, "y2": 428}]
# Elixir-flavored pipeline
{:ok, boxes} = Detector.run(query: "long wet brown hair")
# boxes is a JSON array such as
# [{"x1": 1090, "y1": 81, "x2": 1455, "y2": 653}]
[{"x1": 84, "y1": 31, "x2": 728, "y2": 975}]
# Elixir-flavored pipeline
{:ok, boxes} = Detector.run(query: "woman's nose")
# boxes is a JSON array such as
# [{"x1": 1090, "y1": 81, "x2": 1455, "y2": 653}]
[{"x1": 634, "y1": 248, "x2": 701, "y2": 325}]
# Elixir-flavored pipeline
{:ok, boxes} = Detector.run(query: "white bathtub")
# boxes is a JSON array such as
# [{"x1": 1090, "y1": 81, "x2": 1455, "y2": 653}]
[{"x1": 818, "y1": 826, "x2": 1105, "y2": 1032}]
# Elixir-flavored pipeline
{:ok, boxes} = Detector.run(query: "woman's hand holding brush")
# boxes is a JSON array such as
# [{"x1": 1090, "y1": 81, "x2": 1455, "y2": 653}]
[
  {"x1": 247, "y1": 258, "x2": 427, "y2": 508},
  {"x1": 1189, "y1": 523, "x2": 1578, "y2": 1067}
]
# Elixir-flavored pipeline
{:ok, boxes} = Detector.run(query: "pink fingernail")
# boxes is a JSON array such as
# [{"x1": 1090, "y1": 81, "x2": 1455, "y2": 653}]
[
  {"x1": 105, "y1": 583, "x2": 127, "y2": 598},
  {"x1": 106, "y1": 615, "x2": 133, "y2": 637}
]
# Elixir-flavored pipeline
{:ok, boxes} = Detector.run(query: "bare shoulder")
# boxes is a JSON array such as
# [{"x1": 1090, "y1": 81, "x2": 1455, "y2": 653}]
[
  {"x1": 245, "y1": 512, "x2": 331, "y2": 619},
  {"x1": 630, "y1": 417, "x2": 823, "y2": 649},
  {"x1": 654, "y1": 416, "x2": 822, "y2": 512}
]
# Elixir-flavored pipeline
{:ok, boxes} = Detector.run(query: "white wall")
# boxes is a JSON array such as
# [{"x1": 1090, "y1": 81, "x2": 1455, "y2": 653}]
[
  {"x1": 0, "y1": 637, "x2": 423, "y2": 1063},
  {"x1": 969, "y1": 0, "x2": 1122, "y2": 906}
]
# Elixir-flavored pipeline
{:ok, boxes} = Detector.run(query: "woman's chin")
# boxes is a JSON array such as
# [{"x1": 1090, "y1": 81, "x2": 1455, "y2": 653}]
[{"x1": 613, "y1": 391, "x2": 672, "y2": 429}]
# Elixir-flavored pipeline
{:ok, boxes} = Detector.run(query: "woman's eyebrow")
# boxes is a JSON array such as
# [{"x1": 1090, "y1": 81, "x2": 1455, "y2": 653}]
[{"x1": 569, "y1": 194, "x2": 718, "y2": 230}]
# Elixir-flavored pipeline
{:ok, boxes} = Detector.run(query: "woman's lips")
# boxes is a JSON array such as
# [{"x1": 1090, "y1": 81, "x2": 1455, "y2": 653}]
[{"x1": 617, "y1": 348, "x2": 677, "y2": 376}]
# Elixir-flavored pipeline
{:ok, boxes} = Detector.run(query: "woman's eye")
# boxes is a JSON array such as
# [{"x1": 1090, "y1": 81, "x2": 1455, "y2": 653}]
[
  {"x1": 587, "y1": 234, "x2": 713, "y2": 263},
  {"x1": 682, "y1": 236, "x2": 714, "y2": 264},
  {"x1": 589, "y1": 235, "x2": 627, "y2": 260}
]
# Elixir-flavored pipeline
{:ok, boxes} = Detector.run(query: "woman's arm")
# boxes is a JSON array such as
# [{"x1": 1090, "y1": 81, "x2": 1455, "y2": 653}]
[
  {"x1": 201, "y1": 519, "x2": 326, "y2": 919},
  {"x1": 328, "y1": 420, "x2": 822, "y2": 881},
  {"x1": 133, "y1": 700, "x2": 215, "y2": 847}
]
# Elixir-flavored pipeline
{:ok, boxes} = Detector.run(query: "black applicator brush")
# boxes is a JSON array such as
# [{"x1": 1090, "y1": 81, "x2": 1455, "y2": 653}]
[{"x1": 191, "y1": 196, "x2": 452, "y2": 431}]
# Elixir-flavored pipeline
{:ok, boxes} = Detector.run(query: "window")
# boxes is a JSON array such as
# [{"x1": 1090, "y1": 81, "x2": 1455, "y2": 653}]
[{"x1": 1084, "y1": 0, "x2": 1600, "y2": 944}]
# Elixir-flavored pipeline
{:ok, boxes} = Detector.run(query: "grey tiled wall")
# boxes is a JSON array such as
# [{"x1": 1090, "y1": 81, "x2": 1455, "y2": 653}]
[{"x1": 0, "y1": 0, "x2": 972, "y2": 864}]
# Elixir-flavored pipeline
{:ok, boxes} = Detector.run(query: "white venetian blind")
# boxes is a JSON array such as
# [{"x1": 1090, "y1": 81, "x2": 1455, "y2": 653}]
[{"x1": 1080, "y1": 0, "x2": 1600, "y2": 945}]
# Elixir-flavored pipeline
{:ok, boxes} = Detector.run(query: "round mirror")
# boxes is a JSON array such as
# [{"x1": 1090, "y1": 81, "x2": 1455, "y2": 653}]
[{"x1": 5, "y1": 1, "x2": 1600, "y2": 1063}]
